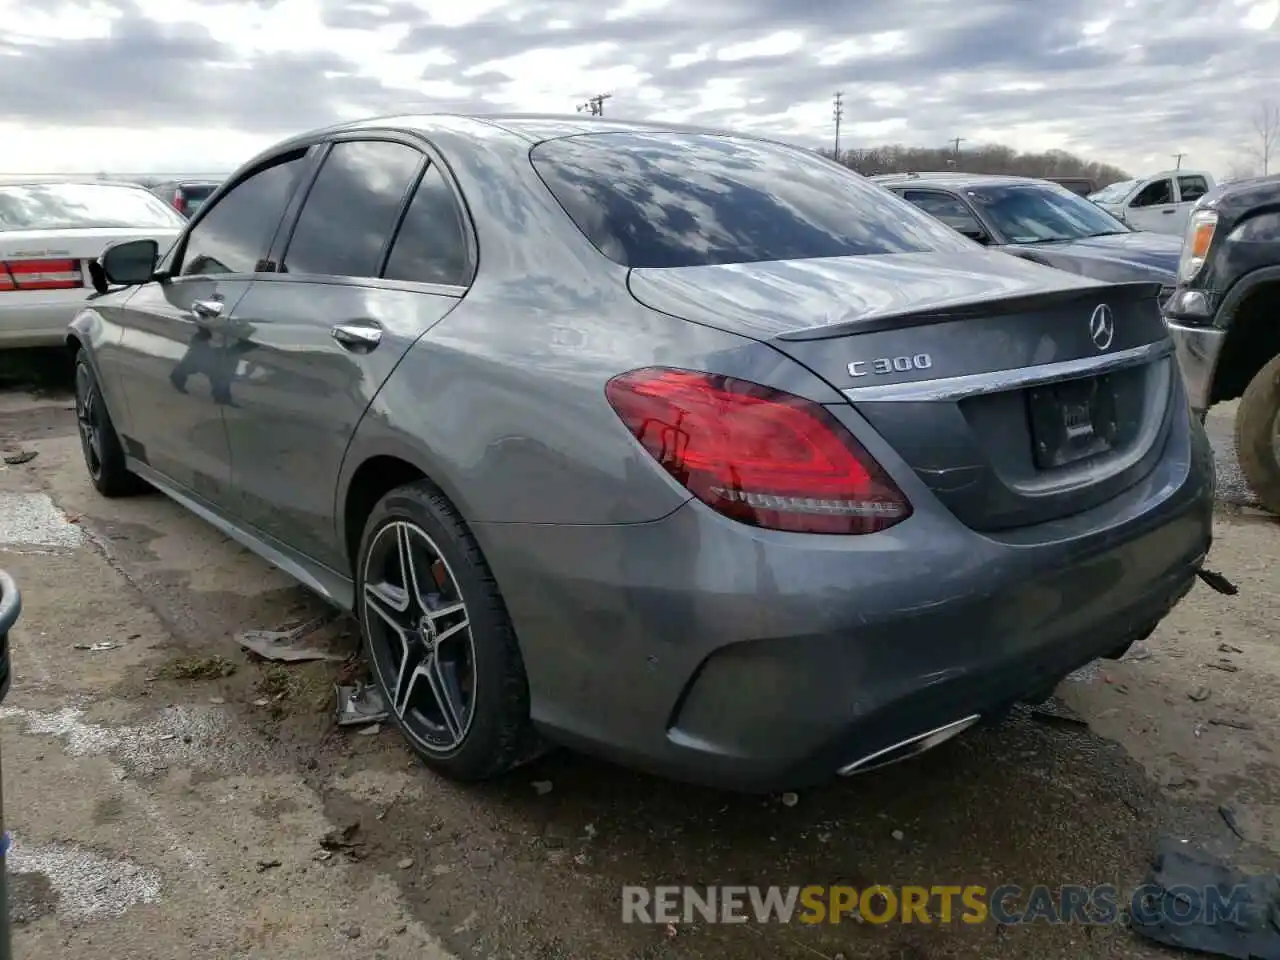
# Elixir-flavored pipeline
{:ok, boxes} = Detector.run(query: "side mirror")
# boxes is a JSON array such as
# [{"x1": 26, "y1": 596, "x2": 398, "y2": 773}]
[{"x1": 99, "y1": 239, "x2": 159, "y2": 288}]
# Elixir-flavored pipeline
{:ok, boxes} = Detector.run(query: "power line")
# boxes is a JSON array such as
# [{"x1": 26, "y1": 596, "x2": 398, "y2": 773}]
[
  {"x1": 832, "y1": 91, "x2": 844, "y2": 158},
  {"x1": 576, "y1": 93, "x2": 612, "y2": 117}
]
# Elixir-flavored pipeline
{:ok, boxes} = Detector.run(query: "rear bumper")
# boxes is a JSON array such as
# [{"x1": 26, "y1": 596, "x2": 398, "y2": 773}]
[
  {"x1": 476, "y1": 408, "x2": 1215, "y2": 793},
  {"x1": 0, "y1": 302, "x2": 80, "y2": 349},
  {"x1": 1165, "y1": 319, "x2": 1226, "y2": 415}
]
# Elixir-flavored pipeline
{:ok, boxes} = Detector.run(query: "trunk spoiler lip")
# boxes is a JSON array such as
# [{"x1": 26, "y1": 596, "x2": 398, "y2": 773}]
[{"x1": 772, "y1": 279, "x2": 1166, "y2": 342}]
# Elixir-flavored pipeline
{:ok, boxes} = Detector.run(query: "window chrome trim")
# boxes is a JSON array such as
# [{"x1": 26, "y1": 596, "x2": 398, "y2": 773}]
[{"x1": 841, "y1": 339, "x2": 1173, "y2": 403}]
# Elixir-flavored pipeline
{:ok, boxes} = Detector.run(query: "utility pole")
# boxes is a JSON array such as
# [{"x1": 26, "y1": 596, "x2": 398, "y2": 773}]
[
  {"x1": 576, "y1": 93, "x2": 612, "y2": 116},
  {"x1": 949, "y1": 137, "x2": 966, "y2": 156},
  {"x1": 1172, "y1": 152, "x2": 1186, "y2": 169},
  {"x1": 832, "y1": 91, "x2": 844, "y2": 159}
]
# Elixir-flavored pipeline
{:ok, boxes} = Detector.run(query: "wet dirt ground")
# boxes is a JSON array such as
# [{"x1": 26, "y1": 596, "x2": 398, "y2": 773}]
[{"x1": 1, "y1": 351, "x2": 1277, "y2": 960}]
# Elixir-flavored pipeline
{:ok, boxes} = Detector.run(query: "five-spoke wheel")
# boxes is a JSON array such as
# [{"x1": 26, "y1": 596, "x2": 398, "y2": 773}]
[
  {"x1": 363, "y1": 520, "x2": 476, "y2": 754},
  {"x1": 356, "y1": 482, "x2": 537, "y2": 780}
]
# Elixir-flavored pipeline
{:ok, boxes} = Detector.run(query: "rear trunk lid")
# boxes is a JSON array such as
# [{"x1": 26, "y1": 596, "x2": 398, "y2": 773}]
[
  {"x1": 627, "y1": 250, "x2": 1177, "y2": 532},
  {"x1": 0, "y1": 227, "x2": 181, "y2": 296}
]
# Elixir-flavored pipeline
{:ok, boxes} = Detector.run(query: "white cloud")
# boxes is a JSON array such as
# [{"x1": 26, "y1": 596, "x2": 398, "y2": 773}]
[{"x1": 0, "y1": 0, "x2": 1276, "y2": 179}]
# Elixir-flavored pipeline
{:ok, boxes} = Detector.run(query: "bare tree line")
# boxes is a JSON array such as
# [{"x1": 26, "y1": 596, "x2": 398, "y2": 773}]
[
  {"x1": 818, "y1": 142, "x2": 1130, "y2": 186},
  {"x1": 1231, "y1": 99, "x2": 1279, "y2": 180}
]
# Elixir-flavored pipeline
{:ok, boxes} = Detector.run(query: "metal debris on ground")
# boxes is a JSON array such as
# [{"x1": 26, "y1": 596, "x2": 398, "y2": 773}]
[
  {"x1": 1219, "y1": 806, "x2": 1247, "y2": 842},
  {"x1": 236, "y1": 613, "x2": 344, "y2": 663},
  {"x1": 319, "y1": 823, "x2": 364, "y2": 860},
  {"x1": 356, "y1": 723, "x2": 381, "y2": 736},
  {"x1": 1125, "y1": 641, "x2": 1153, "y2": 662},
  {"x1": 1218, "y1": 643, "x2": 1243, "y2": 654},
  {"x1": 73, "y1": 642, "x2": 118, "y2": 652},
  {"x1": 334, "y1": 682, "x2": 389, "y2": 728},
  {"x1": 1130, "y1": 838, "x2": 1280, "y2": 958},
  {"x1": 1208, "y1": 717, "x2": 1255, "y2": 731},
  {"x1": 1196, "y1": 568, "x2": 1239, "y2": 596},
  {"x1": 1188, "y1": 686, "x2": 1212, "y2": 702},
  {"x1": 255, "y1": 859, "x2": 282, "y2": 872},
  {"x1": 2, "y1": 450, "x2": 36, "y2": 465},
  {"x1": 1206, "y1": 661, "x2": 1240, "y2": 673}
]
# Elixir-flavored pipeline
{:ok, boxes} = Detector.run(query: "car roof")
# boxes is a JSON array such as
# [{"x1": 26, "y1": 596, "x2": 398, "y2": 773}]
[
  {"x1": 870, "y1": 172, "x2": 1048, "y2": 190},
  {"x1": 265, "y1": 111, "x2": 769, "y2": 157},
  {"x1": 0, "y1": 176, "x2": 151, "y2": 190}
]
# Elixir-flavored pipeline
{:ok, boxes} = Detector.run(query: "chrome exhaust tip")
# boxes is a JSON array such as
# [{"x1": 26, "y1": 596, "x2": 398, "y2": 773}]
[{"x1": 837, "y1": 713, "x2": 981, "y2": 776}]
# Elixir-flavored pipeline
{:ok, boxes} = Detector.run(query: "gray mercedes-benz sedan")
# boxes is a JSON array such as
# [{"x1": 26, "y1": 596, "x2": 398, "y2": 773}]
[{"x1": 67, "y1": 114, "x2": 1215, "y2": 792}]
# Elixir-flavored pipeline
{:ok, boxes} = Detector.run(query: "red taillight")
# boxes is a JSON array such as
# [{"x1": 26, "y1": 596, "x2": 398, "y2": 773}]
[
  {"x1": 605, "y1": 367, "x2": 912, "y2": 534},
  {"x1": 0, "y1": 259, "x2": 84, "y2": 292}
]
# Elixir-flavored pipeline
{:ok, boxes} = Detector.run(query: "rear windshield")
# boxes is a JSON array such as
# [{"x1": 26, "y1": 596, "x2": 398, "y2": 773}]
[
  {"x1": 0, "y1": 183, "x2": 185, "y2": 232},
  {"x1": 530, "y1": 132, "x2": 972, "y2": 268}
]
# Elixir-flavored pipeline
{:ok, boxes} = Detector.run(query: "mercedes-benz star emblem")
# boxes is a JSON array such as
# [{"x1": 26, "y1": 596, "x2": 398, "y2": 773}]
[{"x1": 1089, "y1": 304, "x2": 1114, "y2": 351}]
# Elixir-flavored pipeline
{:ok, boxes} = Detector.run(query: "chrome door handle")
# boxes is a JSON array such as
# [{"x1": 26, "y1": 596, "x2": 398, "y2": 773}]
[
  {"x1": 191, "y1": 298, "x2": 224, "y2": 320},
  {"x1": 331, "y1": 323, "x2": 382, "y2": 348}
]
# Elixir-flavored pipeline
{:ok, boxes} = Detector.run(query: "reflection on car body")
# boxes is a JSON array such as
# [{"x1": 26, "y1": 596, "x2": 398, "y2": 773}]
[{"x1": 69, "y1": 115, "x2": 1213, "y2": 792}]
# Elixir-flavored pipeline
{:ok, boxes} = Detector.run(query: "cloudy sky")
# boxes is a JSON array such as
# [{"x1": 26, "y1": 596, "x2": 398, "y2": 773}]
[{"x1": 1, "y1": 0, "x2": 1277, "y2": 178}]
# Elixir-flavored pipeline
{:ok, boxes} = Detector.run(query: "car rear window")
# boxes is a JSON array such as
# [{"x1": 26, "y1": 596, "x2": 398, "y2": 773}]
[
  {"x1": 0, "y1": 183, "x2": 185, "y2": 232},
  {"x1": 529, "y1": 133, "x2": 971, "y2": 269},
  {"x1": 182, "y1": 185, "x2": 217, "y2": 211}
]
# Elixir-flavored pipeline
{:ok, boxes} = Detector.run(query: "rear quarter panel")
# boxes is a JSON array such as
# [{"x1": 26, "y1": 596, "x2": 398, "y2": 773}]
[{"x1": 336, "y1": 119, "x2": 847, "y2": 527}]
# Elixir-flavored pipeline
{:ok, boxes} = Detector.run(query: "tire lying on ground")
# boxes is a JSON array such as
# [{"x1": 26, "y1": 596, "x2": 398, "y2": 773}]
[{"x1": 1234, "y1": 353, "x2": 1280, "y2": 516}]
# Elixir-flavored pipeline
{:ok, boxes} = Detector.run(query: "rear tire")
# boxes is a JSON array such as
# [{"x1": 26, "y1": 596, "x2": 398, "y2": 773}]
[
  {"x1": 355, "y1": 481, "x2": 539, "y2": 782},
  {"x1": 1234, "y1": 353, "x2": 1280, "y2": 515},
  {"x1": 74, "y1": 353, "x2": 147, "y2": 498}
]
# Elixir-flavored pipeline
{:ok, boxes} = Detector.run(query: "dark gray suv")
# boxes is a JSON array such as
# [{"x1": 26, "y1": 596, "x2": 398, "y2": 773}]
[{"x1": 68, "y1": 115, "x2": 1215, "y2": 792}]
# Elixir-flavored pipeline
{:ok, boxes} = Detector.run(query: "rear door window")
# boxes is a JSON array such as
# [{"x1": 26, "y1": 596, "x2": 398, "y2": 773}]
[
  {"x1": 282, "y1": 140, "x2": 424, "y2": 279},
  {"x1": 530, "y1": 133, "x2": 971, "y2": 268},
  {"x1": 179, "y1": 154, "x2": 308, "y2": 276},
  {"x1": 382, "y1": 163, "x2": 472, "y2": 287},
  {"x1": 1177, "y1": 175, "x2": 1209, "y2": 202}
]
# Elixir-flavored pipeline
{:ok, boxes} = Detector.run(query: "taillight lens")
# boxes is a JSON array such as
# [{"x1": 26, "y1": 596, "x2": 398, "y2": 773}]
[
  {"x1": 0, "y1": 259, "x2": 84, "y2": 292},
  {"x1": 605, "y1": 367, "x2": 912, "y2": 534}
]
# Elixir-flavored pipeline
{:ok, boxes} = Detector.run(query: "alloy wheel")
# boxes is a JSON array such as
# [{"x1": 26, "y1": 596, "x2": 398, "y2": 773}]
[
  {"x1": 362, "y1": 520, "x2": 477, "y2": 753},
  {"x1": 75, "y1": 364, "x2": 103, "y2": 480}
]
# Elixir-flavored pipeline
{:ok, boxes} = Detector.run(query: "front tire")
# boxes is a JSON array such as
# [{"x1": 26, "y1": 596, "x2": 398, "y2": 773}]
[
  {"x1": 1234, "y1": 353, "x2": 1280, "y2": 515},
  {"x1": 355, "y1": 481, "x2": 537, "y2": 781},
  {"x1": 74, "y1": 353, "x2": 147, "y2": 498}
]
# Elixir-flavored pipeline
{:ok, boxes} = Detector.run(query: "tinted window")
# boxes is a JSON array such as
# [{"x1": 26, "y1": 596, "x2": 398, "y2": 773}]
[
  {"x1": 0, "y1": 183, "x2": 184, "y2": 232},
  {"x1": 283, "y1": 140, "x2": 423, "y2": 278},
  {"x1": 530, "y1": 133, "x2": 970, "y2": 269},
  {"x1": 382, "y1": 164, "x2": 471, "y2": 286},
  {"x1": 181, "y1": 155, "x2": 307, "y2": 276},
  {"x1": 1131, "y1": 179, "x2": 1173, "y2": 207},
  {"x1": 965, "y1": 183, "x2": 1129, "y2": 243},
  {"x1": 900, "y1": 190, "x2": 985, "y2": 235},
  {"x1": 1178, "y1": 175, "x2": 1209, "y2": 201}
]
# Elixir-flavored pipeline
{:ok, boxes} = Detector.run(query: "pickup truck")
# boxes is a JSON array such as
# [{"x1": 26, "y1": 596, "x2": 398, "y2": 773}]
[
  {"x1": 1164, "y1": 173, "x2": 1280, "y2": 512},
  {"x1": 1089, "y1": 169, "x2": 1216, "y2": 235}
]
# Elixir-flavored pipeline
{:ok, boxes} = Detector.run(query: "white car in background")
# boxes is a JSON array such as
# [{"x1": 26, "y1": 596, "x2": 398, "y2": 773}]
[
  {"x1": 1088, "y1": 169, "x2": 1216, "y2": 235},
  {"x1": 0, "y1": 179, "x2": 185, "y2": 349}
]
